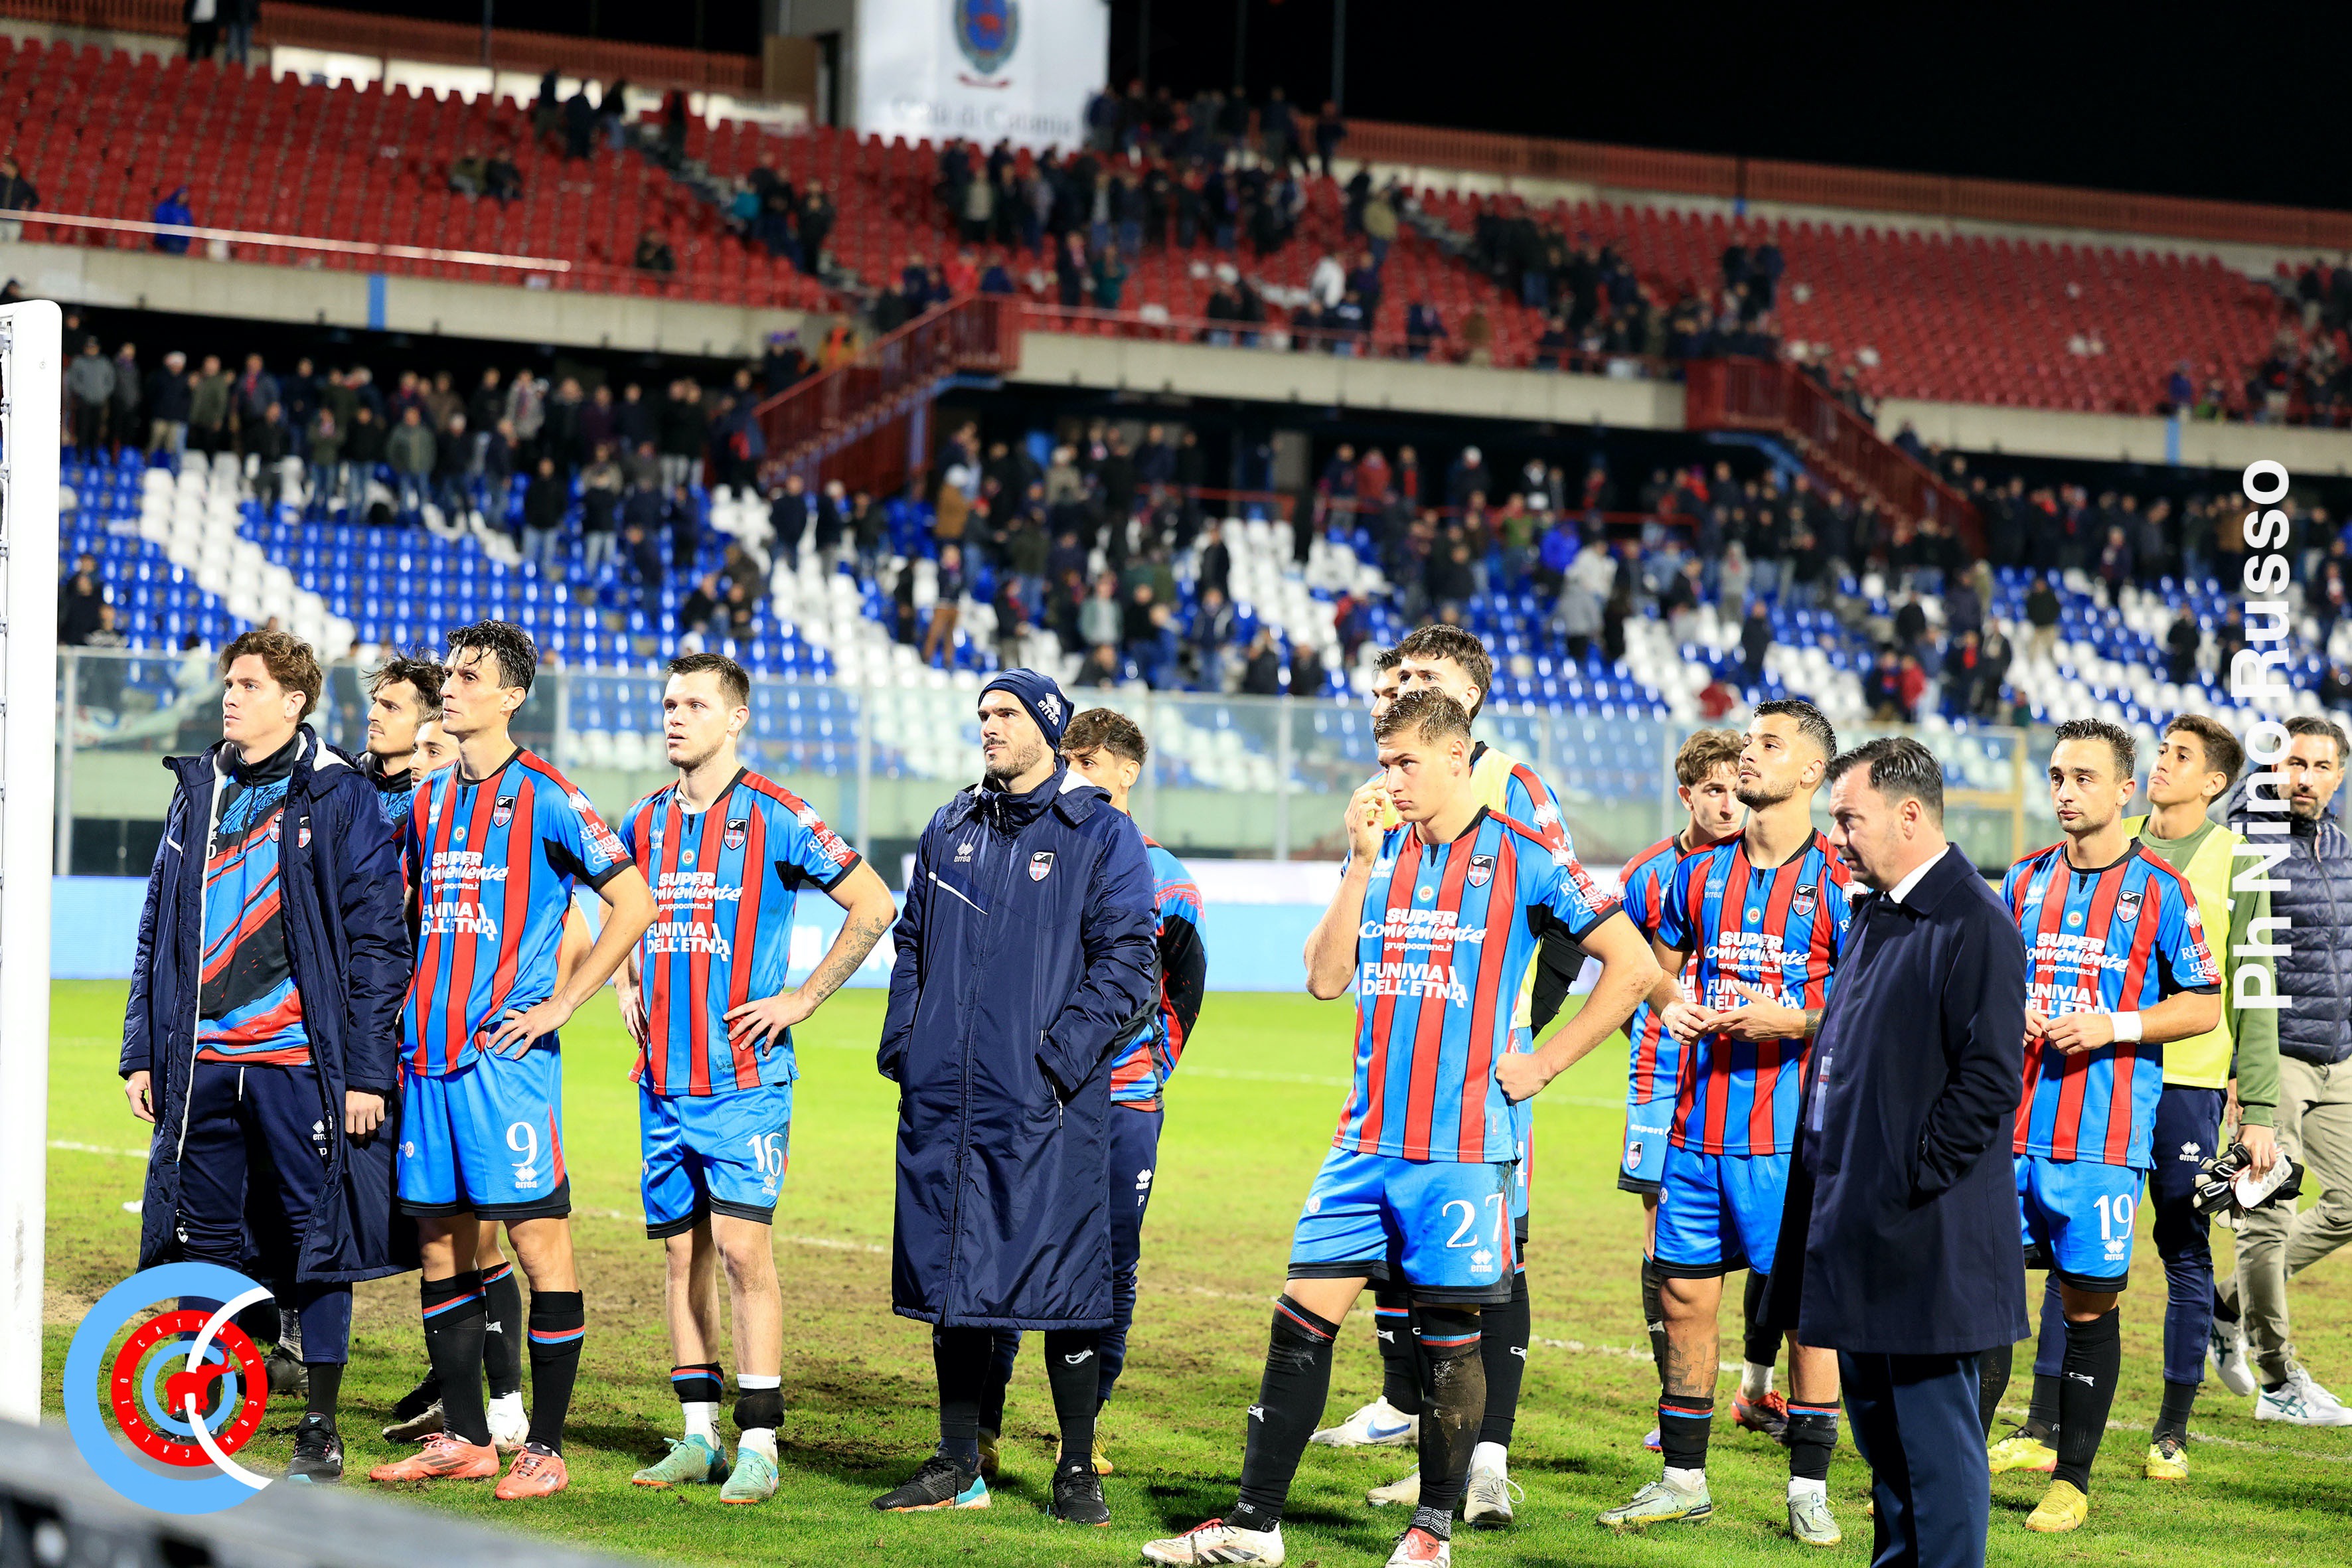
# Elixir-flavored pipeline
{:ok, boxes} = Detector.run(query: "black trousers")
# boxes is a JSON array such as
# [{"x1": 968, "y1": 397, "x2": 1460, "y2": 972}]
[{"x1": 1839, "y1": 1350, "x2": 1988, "y2": 1568}]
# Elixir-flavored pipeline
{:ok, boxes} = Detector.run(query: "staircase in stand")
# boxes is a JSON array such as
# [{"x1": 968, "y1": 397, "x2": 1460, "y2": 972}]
[
  {"x1": 753, "y1": 295, "x2": 1021, "y2": 499},
  {"x1": 1686, "y1": 358, "x2": 1981, "y2": 555}
]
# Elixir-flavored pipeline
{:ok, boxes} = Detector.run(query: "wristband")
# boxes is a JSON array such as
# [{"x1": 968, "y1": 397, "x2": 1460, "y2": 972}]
[{"x1": 2112, "y1": 1011, "x2": 2143, "y2": 1044}]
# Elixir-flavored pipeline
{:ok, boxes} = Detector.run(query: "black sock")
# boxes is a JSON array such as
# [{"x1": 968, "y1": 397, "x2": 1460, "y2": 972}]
[
  {"x1": 981, "y1": 1329, "x2": 1019, "y2": 1435},
  {"x1": 1978, "y1": 1342, "x2": 2013, "y2": 1436},
  {"x1": 1043, "y1": 1328, "x2": 1101, "y2": 1465},
  {"x1": 1741, "y1": 1271, "x2": 1779, "y2": 1369},
  {"x1": 1786, "y1": 1401, "x2": 1838, "y2": 1483},
  {"x1": 420, "y1": 1273, "x2": 490, "y2": 1446},
  {"x1": 1658, "y1": 1394, "x2": 1713, "y2": 1473},
  {"x1": 933, "y1": 1326, "x2": 988, "y2": 1468},
  {"x1": 1231, "y1": 1294, "x2": 1339, "y2": 1531},
  {"x1": 2028, "y1": 1372, "x2": 2064, "y2": 1439},
  {"x1": 1640, "y1": 1256, "x2": 1670, "y2": 1383},
  {"x1": 481, "y1": 1260, "x2": 524, "y2": 1400},
  {"x1": 1413, "y1": 1306, "x2": 1484, "y2": 1535},
  {"x1": 735, "y1": 1379, "x2": 783, "y2": 1436},
  {"x1": 1477, "y1": 1273, "x2": 1529, "y2": 1448},
  {"x1": 2154, "y1": 1379, "x2": 2198, "y2": 1448},
  {"x1": 524, "y1": 1291, "x2": 586, "y2": 1454},
  {"x1": 2054, "y1": 1310, "x2": 2122, "y2": 1493},
  {"x1": 303, "y1": 1360, "x2": 344, "y2": 1421},
  {"x1": 1373, "y1": 1289, "x2": 1421, "y2": 1416},
  {"x1": 392, "y1": 1370, "x2": 441, "y2": 1421}
]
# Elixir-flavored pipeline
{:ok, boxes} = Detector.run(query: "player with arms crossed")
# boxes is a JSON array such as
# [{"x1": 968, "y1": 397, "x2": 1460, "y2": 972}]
[
  {"x1": 1317, "y1": 627, "x2": 1579, "y2": 1528},
  {"x1": 368, "y1": 622, "x2": 657, "y2": 1500},
  {"x1": 1612, "y1": 730, "x2": 1766, "y2": 1449},
  {"x1": 979, "y1": 707, "x2": 1208, "y2": 1478},
  {"x1": 1603, "y1": 700, "x2": 1853, "y2": 1545},
  {"x1": 1978, "y1": 720, "x2": 2221, "y2": 1533},
  {"x1": 614, "y1": 654, "x2": 897, "y2": 1503},
  {"x1": 1144, "y1": 690, "x2": 1660, "y2": 1568}
]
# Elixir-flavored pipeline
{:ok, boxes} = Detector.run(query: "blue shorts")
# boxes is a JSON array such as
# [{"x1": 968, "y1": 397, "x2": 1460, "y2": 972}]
[
  {"x1": 1654, "y1": 1145, "x2": 1791, "y2": 1277},
  {"x1": 2016, "y1": 1154, "x2": 2144, "y2": 1292},
  {"x1": 1289, "y1": 1147, "x2": 1517, "y2": 1304},
  {"x1": 1618, "y1": 1097, "x2": 1674, "y2": 1196},
  {"x1": 398, "y1": 1044, "x2": 569, "y2": 1219},
  {"x1": 641, "y1": 1082, "x2": 793, "y2": 1237}
]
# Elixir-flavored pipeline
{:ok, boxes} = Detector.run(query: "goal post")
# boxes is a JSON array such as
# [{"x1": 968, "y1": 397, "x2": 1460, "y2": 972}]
[{"x1": 0, "y1": 299, "x2": 62, "y2": 1424}]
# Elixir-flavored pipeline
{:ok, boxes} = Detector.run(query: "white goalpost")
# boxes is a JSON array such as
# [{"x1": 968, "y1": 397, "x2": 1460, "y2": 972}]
[{"x1": 0, "y1": 299, "x2": 62, "y2": 1425}]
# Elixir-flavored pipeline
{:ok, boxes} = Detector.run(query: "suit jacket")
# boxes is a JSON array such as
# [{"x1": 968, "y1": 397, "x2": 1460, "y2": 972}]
[{"x1": 1764, "y1": 844, "x2": 2029, "y2": 1355}]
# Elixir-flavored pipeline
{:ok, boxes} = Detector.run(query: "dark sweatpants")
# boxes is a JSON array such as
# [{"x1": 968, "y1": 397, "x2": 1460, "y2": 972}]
[
  {"x1": 175, "y1": 1059, "x2": 353, "y2": 1362},
  {"x1": 982, "y1": 1103, "x2": 1162, "y2": 1425},
  {"x1": 1840, "y1": 1350, "x2": 1988, "y2": 1568}
]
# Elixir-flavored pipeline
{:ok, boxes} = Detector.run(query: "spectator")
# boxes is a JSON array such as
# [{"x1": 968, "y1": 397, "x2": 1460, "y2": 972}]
[
  {"x1": 449, "y1": 149, "x2": 487, "y2": 198},
  {"x1": 796, "y1": 183, "x2": 834, "y2": 273},
  {"x1": 1940, "y1": 627, "x2": 1982, "y2": 718},
  {"x1": 483, "y1": 416, "x2": 519, "y2": 525},
  {"x1": 341, "y1": 404, "x2": 386, "y2": 515},
  {"x1": 231, "y1": 353, "x2": 281, "y2": 452},
  {"x1": 65, "y1": 338, "x2": 115, "y2": 454},
  {"x1": 1240, "y1": 627, "x2": 1284, "y2": 696},
  {"x1": 1865, "y1": 646, "x2": 1903, "y2": 720},
  {"x1": 304, "y1": 404, "x2": 342, "y2": 516},
  {"x1": 58, "y1": 552, "x2": 106, "y2": 645},
  {"x1": 2165, "y1": 605, "x2": 2203, "y2": 685},
  {"x1": 1196, "y1": 520, "x2": 1231, "y2": 601},
  {"x1": 486, "y1": 149, "x2": 522, "y2": 204},
  {"x1": 188, "y1": 354, "x2": 231, "y2": 457},
  {"x1": 1079, "y1": 572, "x2": 1123, "y2": 653},
  {"x1": 108, "y1": 341, "x2": 141, "y2": 457},
  {"x1": 1189, "y1": 583, "x2": 1235, "y2": 690},
  {"x1": 564, "y1": 444, "x2": 622, "y2": 574},
  {"x1": 666, "y1": 481, "x2": 702, "y2": 574},
  {"x1": 385, "y1": 406, "x2": 436, "y2": 516},
  {"x1": 151, "y1": 185, "x2": 194, "y2": 253},
  {"x1": 1895, "y1": 651, "x2": 1928, "y2": 721},
  {"x1": 769, "y1": 472, "x2": 811, "y2": 570},
  {"x1": 657, "y1": 380, "x2": 703, "y2": 493},
  {"x1": 2096, "y1": 522, "x2": 2134, "y2": 605},
  {"x1": 623, "y1": 520, "x2": 665, "y2": 611},
  {"x1": 246, "y1": 400, "x2": 290, "y2": 509},
  {"x1": 634, "y1": 229, "x2": 677, "y2": 275},
  {"x1": 1893, "y1": 590, "x2": 1930, "y2": 660},
  {"x1": 1974, "y1": 625, "x2": 2013, "y2": 720},
  {"x1": 678, "y1": 572, "x2": 722, "y2": 635},
  {"x1": 1287, "y1": 639, "x2": 1326, "y2": 699},
  {"x1": 1076, "y1": 643, "x2": 1123, "y2": 688},
  {"x1": 2024, "y1": 572, "x2": 2062, "y2": 665},
  {"x1": 0, "y1": 155, "x2": 38, "y2": 243},
  {"x1": 1737, "y1": 597, "x2": 1774, "y2": 686},
  {"x1": 221, "y1": 0, "x2": 255, "y2": 64},
  {"x1": 431, "y1": 411, "x2": 474, "y2": 524},
  {"x1": 520, "y1": 455, "x2": 568, "y2": 578},
  {"x1": 923, "y1": 544, "x2": 965, "y2": 665}
]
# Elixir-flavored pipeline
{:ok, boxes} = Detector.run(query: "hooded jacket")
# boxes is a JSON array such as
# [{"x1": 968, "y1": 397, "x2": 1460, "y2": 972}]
[
  {"x1": 880, "y1": 761, "x2": 1158, "y2": 1328},
  {"x1": 2228, "y1": 789, "x2": 2352, "y2": 1067},
  {"x1": 120, "y1": 728, "x2": 411, "y2": 1283}
]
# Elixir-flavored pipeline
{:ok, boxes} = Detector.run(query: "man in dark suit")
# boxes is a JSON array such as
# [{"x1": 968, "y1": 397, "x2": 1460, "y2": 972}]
[{"x1": 1767, "y1": 738, "x2": 2029, "y2": 1568}]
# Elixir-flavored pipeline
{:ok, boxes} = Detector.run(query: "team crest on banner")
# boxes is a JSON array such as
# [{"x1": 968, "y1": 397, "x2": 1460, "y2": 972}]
[
  {"x1": 492, "y1": 795, "x2": 516, "y2": 828},
  {"x1": 953, "y1": 0, "x2": 1019, "y2": 79},
  {"x1": 724, "y1": 817, "x2": 748, "y2": 851},
  {"x1": 1467, "y1": 852, "x2": 1495, "y2": 888},
  {"x1": 2116, "y1": 886, "x2": 2142, "y2": 922},
  {"x1": 1792, "y1": 883, "x2": 1818, "y2": 917},
  {"x1": 1029, "y1": 850, "x2": 1055, "y2": 882}
]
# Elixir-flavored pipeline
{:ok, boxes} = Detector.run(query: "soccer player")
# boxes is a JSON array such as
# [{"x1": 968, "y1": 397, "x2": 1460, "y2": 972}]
[
  {"x1": 614, "y1": 654, "x2": 896, "y2": 1504},
  {"x1": 358, "y1": 651, "x2": 447, "y2": 826},
  {"x1": 1316, "y1": 627, "x2": 1575, "y2": 1526},
  {"x1": 977, "y1": 707, "x2": 1207, "y2": 1479},
  {"x1": 1601, "y1": 699, "x2": 1852, "y2": 1545},
  {"x1": 1978, "y1": 719, "x2": 2221, "y2": 1533},
  {"x1": 366, "y1": 622, "x2": 657, "y2": 1500},
  {"x1": 1143, "y1": 689, "x2": 1661, "y2": 1568},
  {"x1": 2011, "y1": 714, "x2": 2279, "y2": 1483},
  {"x1": 1612, "y1": 730, "x2": 1762, "y2": 1447}
]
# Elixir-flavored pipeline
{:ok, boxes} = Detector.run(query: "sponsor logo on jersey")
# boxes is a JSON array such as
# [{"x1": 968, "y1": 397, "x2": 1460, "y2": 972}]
[
  {"x1": 1468, "y1": 852, "x2": 1495, "y2": 888},
  {"x1": 1030, "y1": 850, "x2": 1056, "y2": 881}
]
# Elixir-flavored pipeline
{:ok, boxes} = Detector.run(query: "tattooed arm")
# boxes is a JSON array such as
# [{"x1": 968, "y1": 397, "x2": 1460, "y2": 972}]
[{"x1": 724, "y1": 859, "x2": 898, "y2": 1052}]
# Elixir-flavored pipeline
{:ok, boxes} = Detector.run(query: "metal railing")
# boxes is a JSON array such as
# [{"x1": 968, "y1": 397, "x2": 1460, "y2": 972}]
[
  {"x1": 1686, "y1": 356, "x2": 1983, "y2": 551},
  {"x1": 53, "y1": 647, "x2": 2039, "y2": 879}
]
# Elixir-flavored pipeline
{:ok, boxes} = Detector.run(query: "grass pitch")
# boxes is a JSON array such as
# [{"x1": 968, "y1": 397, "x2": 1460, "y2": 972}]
[{"x1": 42, "y1": 980, "x2": 2352, "y2": 1566}]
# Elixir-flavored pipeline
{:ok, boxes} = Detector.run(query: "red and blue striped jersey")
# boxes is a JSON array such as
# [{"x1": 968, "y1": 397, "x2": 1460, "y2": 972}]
[
  {"x1": 617, "y1": 768, "x2": 863, "y2": 1095},
  {"x1": 402, "y1": 748, "x2": 629, "y2": 1076},
  {"x1": 1108, "y1": 837, "x2": 1207, "y2": 1105},
  {"x1": 1336, "y1": 809, "x2": 1619, "y2": 1164},
  {"x1": 1617, "y1": 830, "x2": 1727, "y2": 1107},
  {"x1": 2003, "y1": 841, "x2": 2220, "y2": 1169},
  {"x1": 196, "y1": 764, "x2": 309, "y2": 1065},
  {"x1": 1655, "y1": 832, "x2": 1854, "y2": 1156}
]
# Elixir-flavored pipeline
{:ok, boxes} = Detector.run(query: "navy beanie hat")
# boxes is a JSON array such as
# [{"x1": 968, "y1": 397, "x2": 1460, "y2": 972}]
[{"x1": 980, "y1": 667, "x2": 1071, "y2": 747}]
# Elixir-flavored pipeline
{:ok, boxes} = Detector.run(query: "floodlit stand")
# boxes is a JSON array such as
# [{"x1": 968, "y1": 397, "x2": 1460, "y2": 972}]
[{"x1": 0, "y1": 300, "x2": 61, "y2": 1424}]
